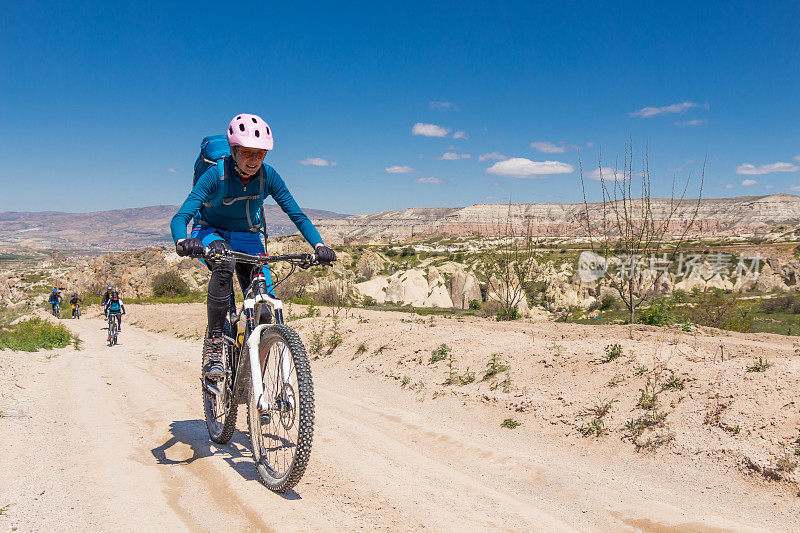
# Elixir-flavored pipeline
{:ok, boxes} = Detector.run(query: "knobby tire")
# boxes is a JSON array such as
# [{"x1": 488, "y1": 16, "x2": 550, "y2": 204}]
[
  {"x1": 247, "y1": 324, "x2": 314, "y2": 493},
  {"x1": 202, "y1": 322, "x2": 238, "y2": 444}
]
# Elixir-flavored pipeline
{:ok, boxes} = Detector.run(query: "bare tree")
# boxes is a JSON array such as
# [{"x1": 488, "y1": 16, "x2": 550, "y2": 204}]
[
  {"x1": 481, "y1": 203, "x2": 537, "y2": 320},
  {"x1": 579, "y1": 141, "x2": 704, "y2": 323}
]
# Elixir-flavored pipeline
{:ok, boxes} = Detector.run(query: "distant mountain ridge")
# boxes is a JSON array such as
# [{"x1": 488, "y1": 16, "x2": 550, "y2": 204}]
[
  {"x1": 314, "y1": 194, "x2": 800, "y2": 243},
  {"x1": 0, "y1": 205, "x2": 347, "y2": 251},
  {"x1": 2, "y1": 194, "x2": 799, "y2": 251}
]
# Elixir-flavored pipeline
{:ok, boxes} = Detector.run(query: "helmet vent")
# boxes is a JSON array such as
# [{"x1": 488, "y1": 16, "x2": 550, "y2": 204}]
[
  {"x1": 239, "y1": 124, "x2": 245, "y2": 132},
  {"x1": 229, "y1": 126, "x2": 233, "y2": 134},
  {"x1": 266, "y1": 126, "x2": 270, "y2": 135},
  {"x1": 254, "y1": 130, "x2": 260, "y2": 137},
  {"x1": 236, "y1": 115, "x2": 242, "y2": 120},
  {"x1": 252, "y1": 117, "x2": 257, "y2": 123}
]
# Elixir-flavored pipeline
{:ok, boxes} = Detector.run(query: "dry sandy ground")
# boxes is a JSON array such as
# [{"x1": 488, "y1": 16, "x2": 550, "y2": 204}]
[{"x1": 1, "y1": 306, "x2": 799, "y2": 531}]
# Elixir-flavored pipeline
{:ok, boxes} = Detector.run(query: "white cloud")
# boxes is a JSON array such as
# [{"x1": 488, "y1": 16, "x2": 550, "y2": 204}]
[
  {"x1": 787, "y1": 185, "x2": 800, "y2": 192},
  {"x1": 385, "y1": 165, "x2": 415, "y2": 174},
  {"x1": 741, "y1": 179, "x2": 758, "y2": 186},
  {"x1": 588, "y1": 167, "x2": 626, "y2": 181},
  {"x1": 413, "y1": 177, "x2": 448, "y2": 184},
  {"x1": 167, "y1": 168, "x2": 181, "y2": 174},
  {"x1": 486, "y1": 195, "x2": 500, "y2": 200},
  {"x1": 429, "y1": 101, "x2": 458, "y2": 111},
  {"x1": 794, "y1": 155, "x2": 800, "y2": 162},
  {"x1": 736, "y1": 162, "x2": 800, "y2": 175},
  {"x1": 725, "y1": 184, "x2": 734, "y2": 189},
  {"x1": 452, "y1": 131, "x2": 468, "y2": 139},
  {"x1": 530, "y1": 141, "x2": 577, "y2": 153},
  {"x1": 630, "y1": 101, "x2": 709, "y2": 118},
  {"x1": 765, "y1": 185, "x2": 774, "y2": 189},
  {"x1": 667, "y1": 166, "x2": 685, "y2": 172},
  {"x1": 300, "y1": 157, "x2": 337, "y2": 167},
  {"x1": 436, "y1": 152, "x2": 471, "y2": 160},
  {"x1": 486, "y1": 158, "x2": 574, "y2": 179},
  {"x1": 412, "y1": 123, "x2": 450, "y2": 137},
  {"x1": 676, "y1": 119, "x2": 707, "y2": 126},
  {"x1": 479, "y1": 152, "x2": 508, "y2": 162}
]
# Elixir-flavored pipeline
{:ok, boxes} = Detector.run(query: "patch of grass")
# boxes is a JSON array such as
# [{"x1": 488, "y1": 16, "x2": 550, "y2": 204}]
[
  {"x1": 0, "y1": 317, "x2": 76, "y2": 352},
  {"x1": 776, "y1": 449, "x2": 798, "y2": 473},
  {"x1": 601, "y1": 343, "x2": 622, "y2": 363},
  {"x1": 578, "y1": 398, "x2": 617, "y2": 438},
  {"x1": 309, "y1": 324, "x2": 326, "y2": 355},
  {"x1": 429, "y1": 343, "x2": 451, "y2": 364},
  {"x1": 482, "y1": 353, "x2": 509, "y2": 380},
  {"x1": 661, "y1": 373, "x2": 685, "y2": 391},
  {"x1": 746, "y1": 357, "x2": 773, "y2": 373},
  {"x1": 634, "y1": 365, "x2": 648, "y2": 376},
  {"x1": 374, "y1": 343, "x2": 389, "y2": 355},
  {"x1": 607, "y1": 374, "x2": 624, "y2": 388},
  {"x1": 326, "y1": 319, "x2": 343, "y2": 353},
  {"x1": 501, "y1": 418, "x2": 521, "y2": 429},
  {"x1": 401, "y1": 376, "x2": 410, "y2": 388},
  {"x1": 354, "y1": 343, "x2": 367, "y2": 356},
  {"x1": 0, "y1": 503, "x2": 9, "y2": 516}
]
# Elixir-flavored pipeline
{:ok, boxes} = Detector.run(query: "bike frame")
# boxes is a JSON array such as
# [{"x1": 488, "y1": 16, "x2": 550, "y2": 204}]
[{"x1": 206, "y1": 249, "x2": 318, "y2": 413}]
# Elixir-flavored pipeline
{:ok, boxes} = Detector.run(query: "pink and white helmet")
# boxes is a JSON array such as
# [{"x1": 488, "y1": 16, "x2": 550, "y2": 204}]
[{"x1": 227, "y1": 113, "x2": 273, "y2": 151}]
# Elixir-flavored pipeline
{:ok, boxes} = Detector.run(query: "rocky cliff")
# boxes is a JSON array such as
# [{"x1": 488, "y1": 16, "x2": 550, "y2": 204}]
[{"x1": 316, "y1": 194, "x2": 800, "y2": 243}]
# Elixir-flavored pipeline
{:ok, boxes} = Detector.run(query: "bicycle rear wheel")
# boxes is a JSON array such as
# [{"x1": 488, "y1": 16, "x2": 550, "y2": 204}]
[
  {"x1": 247, "y1": 324, "x2": 314, "y2": 492},
  {"x1": 202, "y1": 322, "x2": 238, "y2": 444}
]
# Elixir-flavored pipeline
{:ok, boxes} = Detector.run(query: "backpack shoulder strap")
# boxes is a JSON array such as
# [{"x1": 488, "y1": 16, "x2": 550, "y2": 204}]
[{"x1": 217, "y1": 157, "x2": 227, "y2": 181}]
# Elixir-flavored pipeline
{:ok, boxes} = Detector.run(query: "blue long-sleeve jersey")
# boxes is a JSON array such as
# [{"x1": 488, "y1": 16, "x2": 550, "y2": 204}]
[{"x1": 170, "y1": 157, "x2": 323, "y2": 247}]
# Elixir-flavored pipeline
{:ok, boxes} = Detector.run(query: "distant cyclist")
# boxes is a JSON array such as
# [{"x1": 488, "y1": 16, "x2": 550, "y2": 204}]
[
  {"x1": 70, "y1": 292, "x2": 83, "y2": 319},
  {"x1": 48, "y1": 288, "x2": 62, "y2": 317},
  {"x1": 171, "y1": 113, "x2": 336, "y2": 379},
  {"x1": 101, "y1": 286, "x2": 114, "y2": 317},
  {"x1": 104, "y1": 291, "x2": 125, "y2": 338}
]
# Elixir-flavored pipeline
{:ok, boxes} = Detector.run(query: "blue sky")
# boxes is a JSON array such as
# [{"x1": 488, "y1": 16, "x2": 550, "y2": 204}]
[{"x1": 2, "y1": 1, "x2": 799, "y2": 214}]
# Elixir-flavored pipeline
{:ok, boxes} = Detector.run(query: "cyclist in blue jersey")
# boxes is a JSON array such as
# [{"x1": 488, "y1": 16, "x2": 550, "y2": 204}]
[
  {"x1": 104, "y1": 291, "x2": 125, "y2": 339},
  {"x1": 48, "y1": 288, "x2": 62, "y2": 317},
  {"x1": 171, "y1": 113, "x2": 336, "y2": 379}
]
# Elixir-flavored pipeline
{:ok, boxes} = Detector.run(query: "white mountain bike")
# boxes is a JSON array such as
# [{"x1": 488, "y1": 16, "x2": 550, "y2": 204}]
[{"x1": 196, "y1": 247, "x2": 328, "y2": 492}]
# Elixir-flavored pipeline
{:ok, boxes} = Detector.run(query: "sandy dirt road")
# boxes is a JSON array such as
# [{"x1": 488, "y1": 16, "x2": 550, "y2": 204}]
[{"x1": 1, "y1": 316, "x2": 798, "y2": 532}]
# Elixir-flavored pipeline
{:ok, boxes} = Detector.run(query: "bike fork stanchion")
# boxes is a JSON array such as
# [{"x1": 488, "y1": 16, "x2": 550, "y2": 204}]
[{"x1": 246, "y1": 324, "x2": 271, "y2": 412}]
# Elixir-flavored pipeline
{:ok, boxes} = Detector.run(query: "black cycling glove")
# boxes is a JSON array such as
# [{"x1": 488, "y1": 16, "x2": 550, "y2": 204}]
[
  {"x1": 176, "y1": 238, "x2": 204, "y2": 257},
  {"x1": 315, "y1": 245, "x2": 336, "y2": 263}
]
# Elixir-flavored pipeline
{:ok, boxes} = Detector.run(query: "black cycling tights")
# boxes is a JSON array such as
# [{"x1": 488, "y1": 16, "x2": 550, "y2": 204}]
[{"x1": 205, "y1": 240, "x2": 270, "y2": 337}]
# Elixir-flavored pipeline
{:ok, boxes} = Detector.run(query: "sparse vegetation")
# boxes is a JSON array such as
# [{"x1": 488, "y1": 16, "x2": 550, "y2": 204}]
[
  {"x1": 0, "y1": 317, "x2": 76, "y2": 352},
  {"x1": 429, "y1": 343, "x2": 451, "y2": 364},
  {"x1": 746, "y1": 357, "x2": 773, "y2": 373},
  {"x1": 501, "y1": 418, "x2": 521, "y2": 429},
  {"x1": 151, "y1": 270, "x2": 190, "y2": 298},
  {"x1": 483, "y1": 353, "x2": 509, "y2": 380},
  {"x1": 601, "y1": 343, "x2": 622, "y2": 363}
]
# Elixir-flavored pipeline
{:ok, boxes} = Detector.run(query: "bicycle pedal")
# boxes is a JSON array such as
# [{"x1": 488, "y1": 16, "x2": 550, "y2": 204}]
[{"x1": 259, "y1": 411, "x2": 271, "y2": 425}]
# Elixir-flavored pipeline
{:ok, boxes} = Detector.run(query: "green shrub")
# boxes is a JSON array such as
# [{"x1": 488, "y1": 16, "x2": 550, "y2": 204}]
[
  {"x1": 468, "y1": 299, "x2": 481, "y2": 310},
  {"x1": 501, "y1": 418, "x2": 521, "y2": 429},
  {"x1": 429, "y1": 343, "x2": 451, "y2": 363},
  {"x1": 601, "y1": 343, "x2": 622, "y2": 363},
  {"x1": 151, "y1": 271, "x2": 190, "y2": 298},
  {"x1": 760, "y1": 295, "x2": 800, "y2": 314},
  {"x1": 0, "y1": 318, "x2": 74, "y2": 352},
  {"x1": 496, "y1": 306, "x2": 520, "y2": 321},
  {"x1": 637, "y1": 298, "x2": 673, "y2": 326},
  {"x1": 362, "y1": 295, "x2": 377, "y2": 307}
]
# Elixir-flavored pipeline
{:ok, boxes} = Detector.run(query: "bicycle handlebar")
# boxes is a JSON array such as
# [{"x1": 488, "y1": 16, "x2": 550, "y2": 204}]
[{"x1": 199, "y1": 247, "x2": 333, "y2": 268}]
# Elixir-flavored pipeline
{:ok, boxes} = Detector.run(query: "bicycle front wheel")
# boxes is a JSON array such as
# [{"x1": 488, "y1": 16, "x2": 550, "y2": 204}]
[
  {"x1": 247, "y1": 324, "x2": 314, "y2": 492},
  {"x1": 108, "y1": 320, "x2": 117, "y2": 346}
]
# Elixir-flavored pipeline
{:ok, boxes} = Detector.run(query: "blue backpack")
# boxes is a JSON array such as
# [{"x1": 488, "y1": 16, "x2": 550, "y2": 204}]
[{"x1": 193, "y1": 135, "x2": 230, "y2": 186}]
